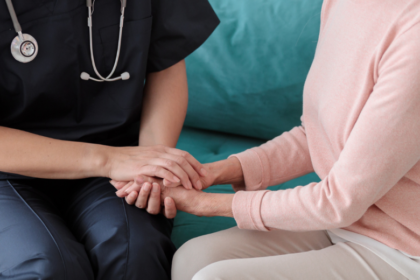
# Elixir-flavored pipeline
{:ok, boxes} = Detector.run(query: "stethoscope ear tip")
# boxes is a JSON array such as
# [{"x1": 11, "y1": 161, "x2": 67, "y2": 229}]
[
  {"x1": 121, "y1": 72, "x2": 130, "y2": 80},
  {"x1": 81, "y1": 72, "x2": 91, "y2": 80}
]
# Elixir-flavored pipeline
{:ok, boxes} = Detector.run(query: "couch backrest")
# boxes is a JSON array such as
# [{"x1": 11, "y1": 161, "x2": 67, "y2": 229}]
[{"x1": 184, "y1": 0, "x2": 323, "y2": 140}]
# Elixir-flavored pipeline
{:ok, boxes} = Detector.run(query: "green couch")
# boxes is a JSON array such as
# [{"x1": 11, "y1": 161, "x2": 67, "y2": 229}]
[{"x1": 172, "y1": 0, "x2": 323, "y2": 248}]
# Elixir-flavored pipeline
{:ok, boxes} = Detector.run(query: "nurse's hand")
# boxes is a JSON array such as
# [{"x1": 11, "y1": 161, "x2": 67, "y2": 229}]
[{"x1": 105, "y1": 145, "x2": 207, "y2": 190}]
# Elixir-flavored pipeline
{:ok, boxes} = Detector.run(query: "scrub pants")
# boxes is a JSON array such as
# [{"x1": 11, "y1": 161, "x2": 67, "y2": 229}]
[{"x1": 0, "y1": 178, "x2": 176, "y2": 280}]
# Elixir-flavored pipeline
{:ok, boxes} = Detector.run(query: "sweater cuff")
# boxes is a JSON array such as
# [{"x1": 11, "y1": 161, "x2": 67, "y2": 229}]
[
  {"x1": 232, "y1": 190, "x2": 270, "y2": 231},
  {"x1": 229, "y1": 148, "x2": 268, "y2": 192}
]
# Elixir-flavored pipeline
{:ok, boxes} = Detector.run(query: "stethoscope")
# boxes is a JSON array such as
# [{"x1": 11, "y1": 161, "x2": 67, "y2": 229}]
[{"x1": 5, "y1": 0, "x2": 130, "y2": 82}]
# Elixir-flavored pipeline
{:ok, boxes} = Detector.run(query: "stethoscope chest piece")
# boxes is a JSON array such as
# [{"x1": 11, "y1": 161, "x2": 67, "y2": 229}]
[{"x1": 10, "y1": 33, "x2": 38, "y2": 63}]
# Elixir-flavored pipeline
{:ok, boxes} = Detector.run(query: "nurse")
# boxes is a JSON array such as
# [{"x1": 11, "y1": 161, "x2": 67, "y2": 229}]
[{"x1": 0, "y1": 0, "x2": 219, "y2": 279}]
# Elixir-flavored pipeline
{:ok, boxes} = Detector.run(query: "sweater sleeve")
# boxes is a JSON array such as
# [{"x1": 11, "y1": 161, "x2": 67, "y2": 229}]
[
  {"x1": 229, "y1": 124, "x2": 314, "y2": 192},
  {"x1": 232, "y1": 23, "x2": 420, "y2": 231}
]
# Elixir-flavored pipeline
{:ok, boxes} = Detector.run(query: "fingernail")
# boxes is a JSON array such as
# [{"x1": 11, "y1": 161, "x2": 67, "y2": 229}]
[
  {"x1": 200, "y1": 168, "x2": 207, "y2": 176},
  {"x1": 143, "y1": 183, "x2": 151, "y2": 192},
  {"x1": 173, "y1": 176, "x2": 180, "y2": 183},
  {"x1": 152, "y1": 184, "x2": 159, "y2": 193},
  {"x1": 130, "y1": 192, "x2": 136, "y2": 197},
  {"x1": 196, "y1": 180, "x2": 202, "y2": 190},
  {"x1": 188, "y1": 181, "x2": 193, "y2": 189}
]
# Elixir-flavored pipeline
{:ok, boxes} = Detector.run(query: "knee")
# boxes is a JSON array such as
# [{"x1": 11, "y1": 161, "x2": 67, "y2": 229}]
[
  {"x1": 192, "y1": 262, "x2": 229, "y2": 280},
  {"x1": 172, "y1": 237, "x2": 221, "y2": 280},
  {"x1": 1, "y1": 251, "x2": 92, "y2": 280},
  {"x1": 172, "y1": 238, "x2": 198, "y2": 270}
]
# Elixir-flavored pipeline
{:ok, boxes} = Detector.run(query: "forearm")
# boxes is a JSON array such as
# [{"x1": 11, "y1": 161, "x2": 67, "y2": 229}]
[
  {"x1": 0, "y1": 126, "x2": 108, "y2": 179},
  {"x1": 199, "y1": 192, "x2": 234, "y2": 217},
  {"x1": 191, "y1": 158, "x2": 242, "y2": 217},
  {"x1": 162, "y1": 185, "x2": 234, "y2": 217},
  {"x1": 139, "y1": 60, "x2": 188, "y2": 148},
  {"x1": 207, "y1": 157, "x2": 245, "y2": 186}
]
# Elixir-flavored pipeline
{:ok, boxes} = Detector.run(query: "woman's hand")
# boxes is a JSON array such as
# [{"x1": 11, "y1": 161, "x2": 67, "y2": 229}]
[
  {"x1": 105, "y1": 145, "x2": 207, "y2": 190},
  {"x1": 116, "y1": 180, "x2": 210, "y2": 217},
  {"x1": 112, "y1": 175, "x2": 216, "y2": 218},
  {"x1": 114, "y1": 179, "x2": 178, "y2": 218},
  {"x1": 161, "y1": 186, "x2": 234, "y2": 217},
  {"x1": 114, "y1": 178, "x2": 233, "y2": 218}
]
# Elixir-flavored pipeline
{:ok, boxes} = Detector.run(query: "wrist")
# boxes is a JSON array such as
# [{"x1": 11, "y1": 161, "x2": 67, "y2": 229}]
[
  {"x1": 198, "y1": 192, "x2": 234, "y2": 217},
  {"x1": 208, "y1": 157, "x2": 244, "y2": 186},
  {"x1": 86, "y1": 144, "x2": 115, "y2": 178}
]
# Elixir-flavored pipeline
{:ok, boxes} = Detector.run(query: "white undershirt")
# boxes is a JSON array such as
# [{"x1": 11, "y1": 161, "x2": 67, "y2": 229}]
[{"x1": 327, "y1": 229, "x2": 420, "y2": 280}]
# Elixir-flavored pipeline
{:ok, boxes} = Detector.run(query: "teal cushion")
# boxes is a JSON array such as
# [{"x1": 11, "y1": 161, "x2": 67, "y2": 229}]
[
  {"x1": 172, "y1": 127, "x2": 320, "y2": 248},
  {"x1": 184, "y1": 0, "x2": 323, "y2": 140}
]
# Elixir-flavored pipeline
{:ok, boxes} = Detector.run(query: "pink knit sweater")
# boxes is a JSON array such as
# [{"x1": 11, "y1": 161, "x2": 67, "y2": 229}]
[{"x1": 231, "y1": 0, "x2": 420, "y2": 256}]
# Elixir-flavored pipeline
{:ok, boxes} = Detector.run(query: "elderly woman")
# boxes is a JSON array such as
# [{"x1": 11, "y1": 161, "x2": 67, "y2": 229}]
[{"x1": 116, "y1": 0, "x2": 420, "y2": 279}]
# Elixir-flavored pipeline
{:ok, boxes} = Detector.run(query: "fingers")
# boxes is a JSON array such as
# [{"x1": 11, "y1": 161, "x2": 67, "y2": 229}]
[
  {"x1": 125, "y1": 191, "x2": 138, "y2": 205},
  {"x1": 134, "y1": 175, "x2": 152, "y2": 185},
  {"x1": 116, "y1": 181, "x2": 135, "y2": 197},
  {"x1": 146, "y1": 158, "x2": 194, "y2": 190},
  {"x1": 124, "y1": 181, "x2": 142, "y2": 204},
  {"x1": 164, "y1": 197, "x2": 177, "y2": 219},
  {"x1": 137, "y1": 164, "x2": 181, "y2": 187},
  {"x1": 134, "y1": 182, "x2": 152, "y2": 208},
  {"x1": 146, "y1": 183, "x2": 161, "y2": 215},
  {"x1": 118, "y1": 180, "x2": 176, "y2": 219},
  {"x1": 158, "y1": 153, "x2": 203, "y2": 190},
  {"x1": 162, "y1": 147, "x2": 207, "y2": 177},
  {"x1": 123, "y1": 175, "x2": 155, "y2": 194}
]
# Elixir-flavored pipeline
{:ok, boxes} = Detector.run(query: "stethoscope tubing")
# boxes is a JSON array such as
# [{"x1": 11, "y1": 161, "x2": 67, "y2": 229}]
[
  {"x1": 5, "y1": 0, "x2": 24, "y2": 42},
  {"x1": 5, "y1": 0, "x2": 130, "y2": 81},
  {"x1": 87, "y1": 6, "x2": 126, "y2": 82}
]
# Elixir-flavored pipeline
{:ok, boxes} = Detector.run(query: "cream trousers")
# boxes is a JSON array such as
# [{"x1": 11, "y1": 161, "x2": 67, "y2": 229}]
[{"x1": 172, "y1": 227, "x2": 407, "y2": 280}]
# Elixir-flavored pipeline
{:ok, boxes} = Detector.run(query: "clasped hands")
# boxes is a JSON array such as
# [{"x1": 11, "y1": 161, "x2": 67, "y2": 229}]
[{"x1": 107, "y1": 145, "x2": 218, "y2": 219}]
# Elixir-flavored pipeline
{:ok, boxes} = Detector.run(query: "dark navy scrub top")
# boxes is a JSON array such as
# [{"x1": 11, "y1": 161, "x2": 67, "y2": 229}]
[{"x1": 0, "y1": 0, "x2": 219, "y2": 179}]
